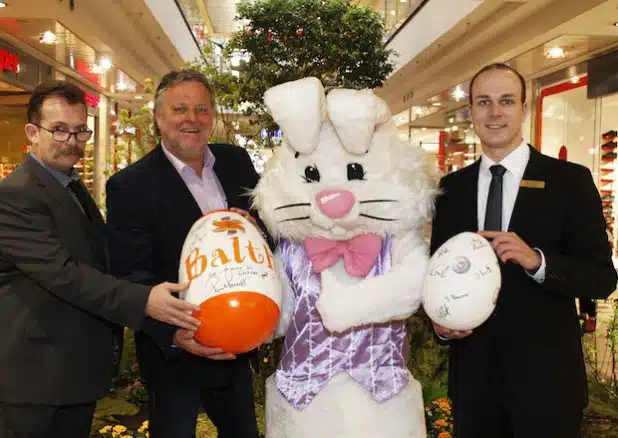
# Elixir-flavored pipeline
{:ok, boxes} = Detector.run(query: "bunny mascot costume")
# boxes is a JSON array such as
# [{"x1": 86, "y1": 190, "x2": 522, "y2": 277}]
[{"x1": 252, "y1": 77, "x2": 437, "y2": 438}]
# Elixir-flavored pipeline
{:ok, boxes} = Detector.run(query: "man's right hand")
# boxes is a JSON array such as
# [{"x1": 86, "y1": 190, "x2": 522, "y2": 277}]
[
  {"x1": 146, "y1": 282, "x2": 201, "y2": 330},
  {"x1": 173, "y1": 329, "x2": 236, "y2": 360},
  {"x1": 432, "y1": 321, "x2": 473, "y2": 340}
]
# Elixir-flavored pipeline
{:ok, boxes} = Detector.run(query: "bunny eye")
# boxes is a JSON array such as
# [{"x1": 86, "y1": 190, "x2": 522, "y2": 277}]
[
  {"x1": 347, "y1": 163, "x2": 366, "y2": 181},
  {"x1": 303, "y1": 165, "x2": 320, "y2": 183}
]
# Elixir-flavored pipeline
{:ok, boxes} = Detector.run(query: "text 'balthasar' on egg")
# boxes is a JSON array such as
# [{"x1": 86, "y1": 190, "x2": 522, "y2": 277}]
[
  {"x1": 422, "y1": 232, "x2": 501, "y2": 331},
  {"x1": 179, "y1": 210, "x2": 281, "y2": 353}
]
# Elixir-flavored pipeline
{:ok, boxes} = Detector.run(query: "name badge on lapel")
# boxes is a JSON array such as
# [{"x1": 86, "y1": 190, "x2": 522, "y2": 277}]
[{"x1": 520, "y1": 179, "x2": 545, "y2": 189}]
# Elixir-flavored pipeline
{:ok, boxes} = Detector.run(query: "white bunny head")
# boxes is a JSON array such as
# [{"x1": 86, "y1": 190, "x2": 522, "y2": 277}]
[{"x1": 252, "y1": 77, "x2": 438, "y2": 242}]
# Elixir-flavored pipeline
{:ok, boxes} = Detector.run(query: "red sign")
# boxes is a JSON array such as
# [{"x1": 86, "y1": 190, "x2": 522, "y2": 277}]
[
  {"x1": 75, "y1": 58, "x2": 100, "y2": 85},
  {"x1": 85, "y1": 92, "x2": 100, "y2": 108},
  {"x1": 0, "y1": 49, "x2": 19, "y2": 73}
]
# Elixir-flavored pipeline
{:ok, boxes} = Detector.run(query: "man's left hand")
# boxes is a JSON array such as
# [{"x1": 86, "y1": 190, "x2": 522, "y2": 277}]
[
  {"x1": 230, "y1": 207, "x2": 258, "y2": 227},
  {"x1": 478, "y1": 231, "x2": 541, "y2": 271}
]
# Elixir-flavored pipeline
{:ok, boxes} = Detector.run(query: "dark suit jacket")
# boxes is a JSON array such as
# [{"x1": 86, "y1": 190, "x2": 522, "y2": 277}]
[
  {"x1": 0, "y1": 155, "x2": 150, "y2": 405},
  {"x1": 430, "y1": 146, "x2": 617, "y2": 415},
  {"x1": 105, "y1": 144, "x2": 262, "y2": 388}
]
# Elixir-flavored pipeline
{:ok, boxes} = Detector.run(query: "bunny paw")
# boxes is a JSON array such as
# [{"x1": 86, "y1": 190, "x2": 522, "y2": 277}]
[{"x1": 316, "y1": 270, "x2": 353, "y2": 333}]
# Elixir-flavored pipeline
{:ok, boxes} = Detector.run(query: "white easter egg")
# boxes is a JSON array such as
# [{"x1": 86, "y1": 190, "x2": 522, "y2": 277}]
[
  {"x1": 179, "y1": 210, "x2": 281, "y2": 353},
  {"x1": 422, "y1": 232, "x2": 501, "y2": 331}
]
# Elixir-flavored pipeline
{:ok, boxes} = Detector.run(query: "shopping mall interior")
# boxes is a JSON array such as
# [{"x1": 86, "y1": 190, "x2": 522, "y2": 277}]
[
  {"x1": 0, "y1": 0, "x2": 618, "y2": 435},
  {"x1": 1, "y1": 1, "x2": 618, "y2": 194}
]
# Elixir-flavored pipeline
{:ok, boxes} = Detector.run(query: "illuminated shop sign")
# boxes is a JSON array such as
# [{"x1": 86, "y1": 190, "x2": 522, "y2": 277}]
[
  {"x1": 0, "y1": 49, "x2": 19, "y2": 73},
  {"x1": 75, "y1": 58, "x2": 100, "y2": 85},
  {"x1": 84, "y1": 92, "x2": 100, "y2": 108}
]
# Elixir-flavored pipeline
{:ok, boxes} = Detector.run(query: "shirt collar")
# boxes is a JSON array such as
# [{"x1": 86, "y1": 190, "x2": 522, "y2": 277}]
[
  {"x1": 161, "y1": 141, "x2": 215, "y2": 176},
  {"x1": 30, "y1": 152, "x2": 81, "y2": 187},
  {"x1": 480, "y1": 140, "x2": 529, "y2": 179}
]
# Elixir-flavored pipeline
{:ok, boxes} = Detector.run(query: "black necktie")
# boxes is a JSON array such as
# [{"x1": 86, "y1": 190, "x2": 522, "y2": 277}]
[
  {"x1": 484, "y1": 164, "x2": 507, "y2": 231},
  {"x1": 67, "y1": 180, "x2": 92, "y2": 220}
]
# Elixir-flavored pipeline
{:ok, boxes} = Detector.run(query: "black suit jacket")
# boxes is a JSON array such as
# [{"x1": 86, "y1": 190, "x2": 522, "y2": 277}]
[
  {"x1": 430, "y1": 146, "x2": 617, "y2": 415},
  {"x1": 0, "y1": 155, "x2": 150, "y2": 405},
  {"x1": 106, "y1": 144, "x2": 263, "y2": 388}
]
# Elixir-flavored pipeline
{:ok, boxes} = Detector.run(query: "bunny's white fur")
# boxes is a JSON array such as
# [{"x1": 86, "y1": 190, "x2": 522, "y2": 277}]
[{"x1": 253, "y1": 78, "x2": 437, "y2": 438}]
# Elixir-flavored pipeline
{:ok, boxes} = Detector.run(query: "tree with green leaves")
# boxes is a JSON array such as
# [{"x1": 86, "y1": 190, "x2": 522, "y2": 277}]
[
  {"x1": 186, "y1": 39, "x2": 245, "y2": 145},
  {"x1": 226, "y1": 0, "x2": 395, "y2": 142}
]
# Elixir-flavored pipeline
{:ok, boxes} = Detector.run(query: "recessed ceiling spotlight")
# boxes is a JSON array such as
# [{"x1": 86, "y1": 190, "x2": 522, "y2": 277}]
[
  {"x1": 546, "y1": 46, "x2": 565, "y2": 59},
  {"x1": 614, "y1": 22, "x2": 618, "y2": 27},
  {"x1": 0, "y1": 3, "x2": 7, "y2": 8},
  {"x1": 39, "y1": 31, "x2": 57, "y2": 45},
  {"x1": 99, "y1": 56, "x2": 112, "y2": 70},
  {"x1": 453, "y1": 85, "x2": 466, "y2": 101}
]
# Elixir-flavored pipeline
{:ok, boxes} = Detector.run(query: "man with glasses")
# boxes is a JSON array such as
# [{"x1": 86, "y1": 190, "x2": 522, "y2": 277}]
[{"x1": 0, "y1": 80, "x2": 202, "y2": 438}]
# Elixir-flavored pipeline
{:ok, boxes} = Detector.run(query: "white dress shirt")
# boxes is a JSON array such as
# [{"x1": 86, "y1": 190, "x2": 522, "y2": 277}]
[
  {"x1": 477, "y1": 140, "x2": 546, "y2": 283},
  {"x1": 161, "y1": 142, "x2": 227, "y2": 213}
]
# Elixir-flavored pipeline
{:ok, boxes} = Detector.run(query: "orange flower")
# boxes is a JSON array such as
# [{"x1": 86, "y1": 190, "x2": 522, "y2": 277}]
[
  {"x1": 437, "y1": 432, "x2": 452, "y2": 438},
  {"x1": 434, "y1": 419, "x2": 448, "y2": 428}
]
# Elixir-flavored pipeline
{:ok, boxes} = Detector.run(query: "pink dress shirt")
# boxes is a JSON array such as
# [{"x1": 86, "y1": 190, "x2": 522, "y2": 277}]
[{"x1": 161, "y1": 143, "x2": 227, "y2": 213}]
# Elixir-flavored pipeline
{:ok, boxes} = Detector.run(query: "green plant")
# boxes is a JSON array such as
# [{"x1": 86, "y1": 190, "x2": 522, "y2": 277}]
[
  {"x1": 584, "y1": 300, "x2": 618, "y2": 401},
  {"x1": 186, "y1": 40, "x2": 245, "y2": 145},
  {"x1": 226, "y1": 0, "x2": 395, "y2": 147},
  {"x1": 424, "y1": 396, "x2": 453, "y2": 438},
  {"x1": 112, "y1": 78, "x2": 158, "y2": 173},
  {"x1": 96, "y1": 420, "x2": 149, "y2": 437}
]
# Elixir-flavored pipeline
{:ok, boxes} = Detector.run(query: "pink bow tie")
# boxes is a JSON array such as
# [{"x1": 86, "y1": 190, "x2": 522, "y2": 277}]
[{"x1": 305, "y1": 233, "x2": 382, "y2": 278}]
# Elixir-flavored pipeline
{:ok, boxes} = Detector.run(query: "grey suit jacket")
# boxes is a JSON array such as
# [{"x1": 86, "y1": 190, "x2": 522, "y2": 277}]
[{"x1": 0, "y1": 155, "x2": 151, "y2": 405}]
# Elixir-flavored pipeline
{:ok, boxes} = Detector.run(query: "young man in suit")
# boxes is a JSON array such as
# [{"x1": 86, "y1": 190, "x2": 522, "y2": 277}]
[
  {"x1": 106, "y1": 70, "x2": 261, "y2": 438},
  {"x1": 0, "y1": 81, "x2": 200, "y2": 438},
  {"x1": 430, "y1": 64, "x2": 617, "y2": 438}
]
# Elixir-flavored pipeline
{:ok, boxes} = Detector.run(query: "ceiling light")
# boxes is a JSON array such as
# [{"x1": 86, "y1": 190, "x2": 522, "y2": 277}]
[
  {"x1": 432, "y1": 102, "x2": 441, "y2": 107},
  {"x1": 453, "y1": 86, "x2": 466, "y2": 102},
  {"x1": 0, "y1": 3, "x2": 7, "y2": 8},
  {"x1": 134, "y1": 95, "x2": 143, "y2": 99},
  {"x1": 546, "y1": 46, "x2": 565, "y2": 59},
  {"x1": 99, "y1": 56, "x2": 112, "y2": 70},
  {"x1": 39, "y1": 31, "x2": 57, "y2": 45}
]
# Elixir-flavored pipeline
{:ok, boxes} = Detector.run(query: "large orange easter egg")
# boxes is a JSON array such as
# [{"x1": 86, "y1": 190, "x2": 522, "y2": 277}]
[{"x1": 179, "y1": 210, "x2": 280, "y2": 354}]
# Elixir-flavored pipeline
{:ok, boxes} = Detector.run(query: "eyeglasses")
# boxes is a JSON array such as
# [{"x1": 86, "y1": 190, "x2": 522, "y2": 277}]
[{"x1": 32, "y1": 123, "x2": 93, "y2": 142}]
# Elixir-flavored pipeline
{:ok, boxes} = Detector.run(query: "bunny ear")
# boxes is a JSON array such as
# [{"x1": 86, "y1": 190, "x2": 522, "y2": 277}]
[
  {"x1": 263, "y1": 77, "x2": 326, "y2": 154},
  {"x1": 326, "y1": 89, "x2": 392, "y2": 154}
]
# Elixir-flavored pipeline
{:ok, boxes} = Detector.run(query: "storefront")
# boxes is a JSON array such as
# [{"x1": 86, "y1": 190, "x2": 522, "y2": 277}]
[
  {"x1": 0, "y1": 39, "x2": 52, "y2": 180},
  {"x1": 536, "y1": 47, "x2": 618, "y2": 251},
  {"x1": 0, "y1": 35, "x2": 108, "y2": 199}
]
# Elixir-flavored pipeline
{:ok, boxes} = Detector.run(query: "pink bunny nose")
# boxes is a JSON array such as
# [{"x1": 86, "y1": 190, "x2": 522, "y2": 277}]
[{"x1": 315, "y1": 189, "x2": 356, "y2": 218}]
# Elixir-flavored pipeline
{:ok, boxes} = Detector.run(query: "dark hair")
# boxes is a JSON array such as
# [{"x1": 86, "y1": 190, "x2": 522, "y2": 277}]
[
  {"x1": 469, "y1": 63, "x2": 526, "y2": 105},
  {"x1": 154, "y1": 69, "x2": 216, "y2": 113},
  {"x1": 27, "y1": 80, "x2": 86, "y2": 124}
]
